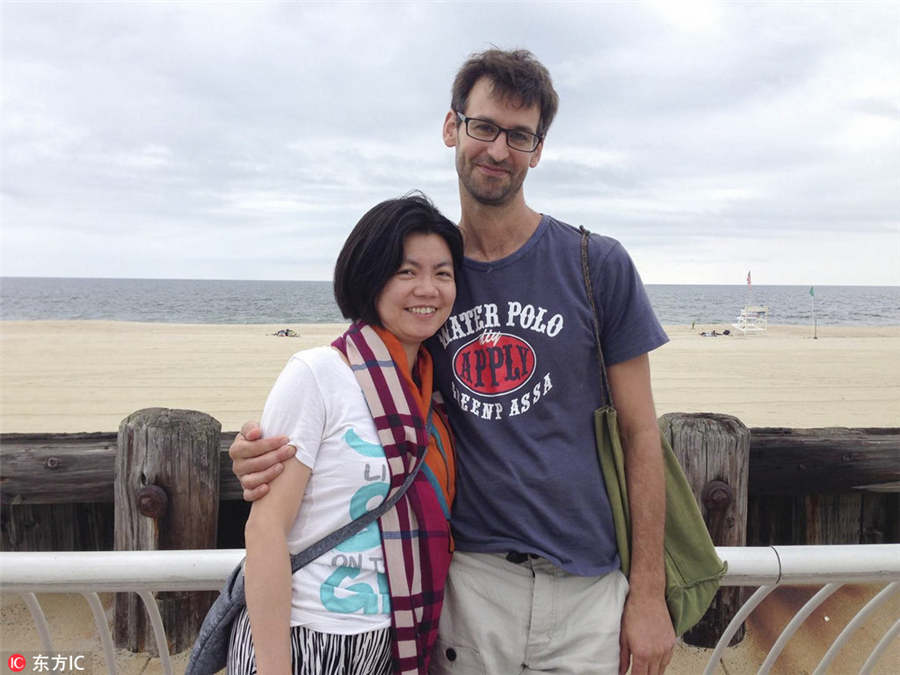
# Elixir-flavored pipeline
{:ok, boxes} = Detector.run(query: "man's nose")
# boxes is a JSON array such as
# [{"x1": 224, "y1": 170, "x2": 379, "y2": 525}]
[{"x1": 486, "y1": 133, "x2": 510, "y2": 162}]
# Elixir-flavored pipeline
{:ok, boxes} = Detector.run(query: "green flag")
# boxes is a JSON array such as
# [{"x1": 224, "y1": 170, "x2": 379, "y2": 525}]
[{"x1": 809, "y1": 286, "x2": 815, "y2": 297}]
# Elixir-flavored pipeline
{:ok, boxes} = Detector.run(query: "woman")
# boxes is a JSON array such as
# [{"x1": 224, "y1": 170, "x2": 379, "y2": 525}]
[{"x1": 227, "y1": 194, "x2": 462, "y2": 675}]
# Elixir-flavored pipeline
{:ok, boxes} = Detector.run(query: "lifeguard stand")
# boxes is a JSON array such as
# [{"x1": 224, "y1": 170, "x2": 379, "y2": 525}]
[{"x1": 732, "y1": 305, "x2": 768, "y2": 335}]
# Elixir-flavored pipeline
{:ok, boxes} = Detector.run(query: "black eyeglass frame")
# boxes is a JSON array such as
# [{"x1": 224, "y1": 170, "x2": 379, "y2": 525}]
[{"x1": 455, "y1": 111, "x2": 543, "y2": 153}]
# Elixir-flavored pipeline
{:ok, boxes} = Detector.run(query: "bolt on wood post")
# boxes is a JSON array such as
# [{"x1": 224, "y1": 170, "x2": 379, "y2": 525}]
[
  {"x1": 660, "y1": 412, "x2": 750, "y2": 648},
  {"x1": 114, "y1": 408, "x2": 221, "y2": 654}
]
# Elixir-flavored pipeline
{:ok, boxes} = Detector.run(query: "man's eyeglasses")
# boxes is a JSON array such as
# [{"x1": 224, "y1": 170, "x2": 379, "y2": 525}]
[{"x1": 455, "y1": 112, "x2": 542, "y2": 153}]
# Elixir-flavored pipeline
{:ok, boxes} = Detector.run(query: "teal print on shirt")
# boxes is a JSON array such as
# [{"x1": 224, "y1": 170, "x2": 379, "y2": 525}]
[
  {"x1": 334, "y1": 427, "x2": 388, "y2": 553},
  {"x1": 344, "y1": 427, "x2": 386, "y2": 457},
  {"x1": 336, "y1": 483, "x2": 389, "y2": 551},
  {"x1": 319, "y1": 427, "x2": 390, "y2": 614},
  {"x1": 321, "y1": 568, "x2": 391, "y2": 614}
]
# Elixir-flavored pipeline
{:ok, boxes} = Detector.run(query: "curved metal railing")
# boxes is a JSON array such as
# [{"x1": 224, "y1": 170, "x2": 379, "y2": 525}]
[{"x1": 1, "y1": 545, "x2": 898, "y2": 674}]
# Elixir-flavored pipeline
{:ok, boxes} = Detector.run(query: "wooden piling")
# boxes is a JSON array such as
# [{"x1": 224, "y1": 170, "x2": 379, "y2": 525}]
[
  {"x1": 660, "y1": 412, "x2": 750, "y2": 647},
  {"x1": 113, "y1": 408, "x2": 221, "y2": 654}
]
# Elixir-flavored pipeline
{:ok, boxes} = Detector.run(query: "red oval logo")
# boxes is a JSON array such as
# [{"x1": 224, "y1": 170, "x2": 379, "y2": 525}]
[{"x1": 452, "y1": 333, "x2": 536, "y2": 396}]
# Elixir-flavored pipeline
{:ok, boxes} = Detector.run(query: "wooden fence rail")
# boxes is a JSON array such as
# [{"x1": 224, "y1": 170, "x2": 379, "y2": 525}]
[
  {"x1": 3, "y1": 427, "x2": 898, "y2": 505},
  {"x1": 1, "y1": 431, "x2": 242, "y2": 504}
]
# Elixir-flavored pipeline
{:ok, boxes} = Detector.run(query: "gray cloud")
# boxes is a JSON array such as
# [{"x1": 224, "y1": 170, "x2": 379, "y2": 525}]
[{"x1": 2, "y1": 1, "x2": 897, "y2": 285}]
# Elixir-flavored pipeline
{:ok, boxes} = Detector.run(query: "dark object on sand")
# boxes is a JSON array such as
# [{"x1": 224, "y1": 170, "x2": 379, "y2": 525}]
[{"x1": 273, "y1": 328, "x2": 298, "y2": 337}]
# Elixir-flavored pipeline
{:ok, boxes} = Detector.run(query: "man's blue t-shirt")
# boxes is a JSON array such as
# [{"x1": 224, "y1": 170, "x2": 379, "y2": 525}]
[{"x1": 427, "y1": 215, "x2": 668, "y2": 576}]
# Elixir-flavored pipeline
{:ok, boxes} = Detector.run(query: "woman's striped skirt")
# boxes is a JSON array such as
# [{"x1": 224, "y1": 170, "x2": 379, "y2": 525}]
[{"x1": 226, "y1": 607, "x2": 392, "y2": 675}]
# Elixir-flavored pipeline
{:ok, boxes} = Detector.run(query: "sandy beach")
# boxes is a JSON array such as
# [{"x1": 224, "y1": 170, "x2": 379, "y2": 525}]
[
  {"x1": 1, "y1": 320, "x2": 898, "y2": 433},
  {"x1": 2, "y1": 320, "x2": 898, "y2": 672}
]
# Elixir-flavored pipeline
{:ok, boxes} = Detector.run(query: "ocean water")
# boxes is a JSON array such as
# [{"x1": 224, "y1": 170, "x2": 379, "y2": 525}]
[{"x1": 1, "y1": 277, "x2": 898, "y2": 326}]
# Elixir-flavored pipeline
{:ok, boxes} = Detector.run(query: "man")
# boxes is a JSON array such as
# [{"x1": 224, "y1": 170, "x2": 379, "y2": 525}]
[{"x1": 231, "y1": 49, "x2": 675, "y2": 674}]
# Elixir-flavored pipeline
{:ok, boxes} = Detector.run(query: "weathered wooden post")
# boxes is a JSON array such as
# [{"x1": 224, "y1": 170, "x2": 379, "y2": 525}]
[
  {"x1": 659, "y1": 412, "x2": 750, "y2": 647},
  {"x1": 114, "y1": 408, "x2": 221, "y2": 654}
]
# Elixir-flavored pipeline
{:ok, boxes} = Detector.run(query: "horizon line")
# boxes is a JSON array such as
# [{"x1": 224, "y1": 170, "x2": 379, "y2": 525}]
[{"x1": 1, "y1": 275, "x2": 897, "y2": 288}]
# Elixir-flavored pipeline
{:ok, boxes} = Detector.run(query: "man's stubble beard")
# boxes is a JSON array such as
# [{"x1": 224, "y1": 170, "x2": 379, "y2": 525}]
[{"x1": 456, "y1": 151, "x2": 527, "y2": 207}]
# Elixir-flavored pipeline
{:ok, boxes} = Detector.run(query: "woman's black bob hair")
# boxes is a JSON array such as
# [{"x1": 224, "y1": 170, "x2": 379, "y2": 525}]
[{"x1": 334, "y1": 192, "x2": 463, "y2": 326}]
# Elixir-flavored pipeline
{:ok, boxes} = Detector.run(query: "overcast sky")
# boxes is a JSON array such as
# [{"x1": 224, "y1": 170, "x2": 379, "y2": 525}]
[{"x1": 2, "y1": 1, "x2": 898, "y2": 285}]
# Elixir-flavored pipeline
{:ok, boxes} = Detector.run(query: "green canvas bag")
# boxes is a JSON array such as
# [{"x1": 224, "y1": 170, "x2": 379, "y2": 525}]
[{"x1": 580, "y1": 227, "x2": 727, "y2": 637}]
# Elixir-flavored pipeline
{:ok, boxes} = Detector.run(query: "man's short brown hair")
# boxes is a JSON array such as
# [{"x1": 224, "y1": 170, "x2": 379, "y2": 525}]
[{"x1": 451, "y1": 48, "x2": 559, "y2": 139}]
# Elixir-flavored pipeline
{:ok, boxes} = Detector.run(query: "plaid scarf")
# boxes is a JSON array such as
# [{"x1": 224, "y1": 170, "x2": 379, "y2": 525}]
[{"x1": 332, "y1": 322, "x2": 452, "y2": 675}]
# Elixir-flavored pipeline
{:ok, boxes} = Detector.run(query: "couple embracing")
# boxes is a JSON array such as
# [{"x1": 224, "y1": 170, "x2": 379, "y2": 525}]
[{"x1": 227, "y1": 48, "x2": 674, "y2": 675}]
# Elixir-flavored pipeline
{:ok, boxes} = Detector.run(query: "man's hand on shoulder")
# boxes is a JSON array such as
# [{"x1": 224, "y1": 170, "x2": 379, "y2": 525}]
[
  {"x1": 619, "y1": 591, "x2": 675, "y2": 675},
  {"x1": 229, "y1": 421, "x2": 294, "y2": 501}
]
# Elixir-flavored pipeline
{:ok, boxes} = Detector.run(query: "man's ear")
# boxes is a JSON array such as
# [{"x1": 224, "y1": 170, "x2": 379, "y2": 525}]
[
  {"x1": 529, "y1": 140, "x2": 543, "y2": 168},
  {"x1": 442, "y1": 111, "x2": 459, "y2": 148}
]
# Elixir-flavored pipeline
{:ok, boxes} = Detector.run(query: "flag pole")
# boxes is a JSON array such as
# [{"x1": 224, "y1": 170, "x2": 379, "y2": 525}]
[{"x1": 810, "y1": 286, "x2": 817, "y2": 339}]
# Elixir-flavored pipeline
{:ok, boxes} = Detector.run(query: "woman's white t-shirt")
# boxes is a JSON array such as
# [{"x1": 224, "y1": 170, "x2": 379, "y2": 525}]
[{"x1": 259, "y1": 346, "x2": 391, "y2": 634}]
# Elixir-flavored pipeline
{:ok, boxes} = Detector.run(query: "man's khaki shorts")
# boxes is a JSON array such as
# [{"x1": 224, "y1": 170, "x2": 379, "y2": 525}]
[{"x1": 430, "y1": 551, "x2": 628, "y2": 674}]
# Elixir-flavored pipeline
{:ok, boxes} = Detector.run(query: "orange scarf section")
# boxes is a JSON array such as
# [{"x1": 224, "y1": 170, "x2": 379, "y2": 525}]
[{"x1": 373, "y1": 326, "x2": 456, "y2": 517}]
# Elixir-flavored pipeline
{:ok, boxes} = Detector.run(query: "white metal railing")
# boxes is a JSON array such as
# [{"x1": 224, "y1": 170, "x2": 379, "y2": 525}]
[
  {"x1": 0, "y1": 549, "x2": 242, "y2": 675},
  {"x1": 1, "y1": 546, "x2": 898, "y2": 674}
]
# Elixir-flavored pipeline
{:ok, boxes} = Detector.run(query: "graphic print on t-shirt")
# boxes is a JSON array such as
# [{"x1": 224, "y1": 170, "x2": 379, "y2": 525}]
[
  {"x1": 425, "y1": 218, "x2": 670, "y2": 577},
  {"x1": 452, "y1": 332, "x2": 536, "y2": 396},
  {"x1": 437, "y1": 300, "x2": 558, "y2": 420},
  {"x1": 319, "y1": 427, "x2": 391, "y2": 615}
]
